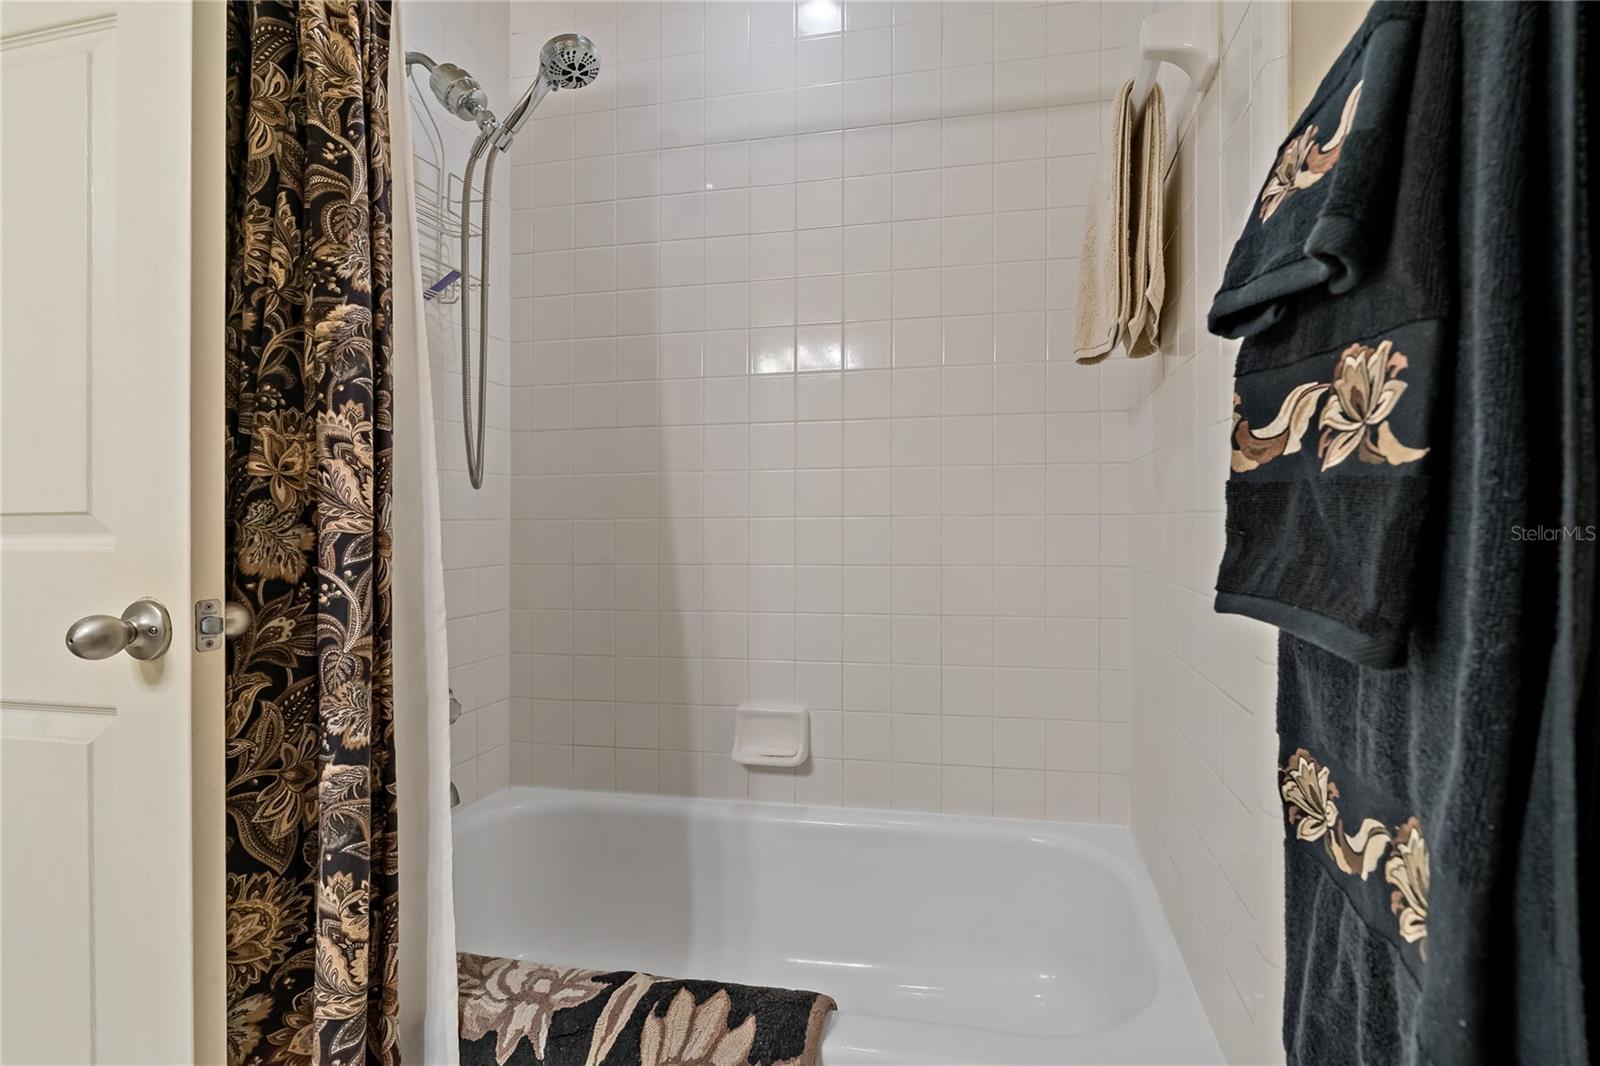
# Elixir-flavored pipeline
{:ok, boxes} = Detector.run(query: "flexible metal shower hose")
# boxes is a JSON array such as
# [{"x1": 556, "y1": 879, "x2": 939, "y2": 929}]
[{"x1": 459, "y1": 130, "x2": 497, "y2": 489}]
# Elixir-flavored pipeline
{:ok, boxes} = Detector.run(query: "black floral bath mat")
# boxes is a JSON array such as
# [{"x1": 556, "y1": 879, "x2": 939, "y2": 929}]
[{"x1": 458, "y1": 951, "x2": 836, "y2": 1066}]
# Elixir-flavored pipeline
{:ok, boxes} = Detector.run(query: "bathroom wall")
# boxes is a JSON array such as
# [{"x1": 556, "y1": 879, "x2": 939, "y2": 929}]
[
  {"x1": 1290, "y1": 1, "x2": 1368, "y2": 112},
  {"x1": 402, "y1": 1, "x2": 514, "y2": 806},
  {"x1": 1123, "y1": 2, "x2": 1292, "y2": 1061},
  {"x1": 423, "y1": 0, "x2": 1295, "y2": 1058},
  {"x1": 503, "y1": 0, "x2": 1161, "y2": 819}
]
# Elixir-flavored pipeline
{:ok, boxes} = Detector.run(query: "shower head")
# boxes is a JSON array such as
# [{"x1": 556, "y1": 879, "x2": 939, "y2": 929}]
[
  {"x1": 491, "y1": 33, "x2": 601, "y2": 150},
  {"x1": 539, "y1": 33, "x2": 601, "y2": 90}
]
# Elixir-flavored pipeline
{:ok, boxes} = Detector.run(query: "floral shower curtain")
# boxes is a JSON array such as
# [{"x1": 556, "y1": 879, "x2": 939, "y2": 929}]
[{"x1": 223, "y1": 2, "x2": 399, "y2": 1064}]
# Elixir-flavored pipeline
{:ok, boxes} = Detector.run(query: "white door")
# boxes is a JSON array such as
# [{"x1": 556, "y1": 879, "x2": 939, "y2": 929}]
[{"x1": 0, "y1": 2, "x2": 198, "y2": 1062}]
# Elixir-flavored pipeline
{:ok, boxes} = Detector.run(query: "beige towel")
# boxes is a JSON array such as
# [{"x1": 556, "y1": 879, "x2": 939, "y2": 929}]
[
  {"x1": 1124, "y1": 84, "x2": 1167, "y2": 358},
  {"x1": 1072, "y1": 80, "x2": 1136, "y2": 363}
]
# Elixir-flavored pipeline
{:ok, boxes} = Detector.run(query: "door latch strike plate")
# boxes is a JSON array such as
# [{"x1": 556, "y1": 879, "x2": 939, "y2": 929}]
[{"x1": 194, "y1": 599, "x2": 224, "y2": 652}]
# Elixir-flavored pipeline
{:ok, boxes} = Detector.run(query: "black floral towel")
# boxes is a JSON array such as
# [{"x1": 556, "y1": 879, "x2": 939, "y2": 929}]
[
  {"x1": 1207, "y1": 2, "x2": 1426, "y2": 339},
  {"x1": 458, "y1": 952, "x2": 836, "y2": 1066}
]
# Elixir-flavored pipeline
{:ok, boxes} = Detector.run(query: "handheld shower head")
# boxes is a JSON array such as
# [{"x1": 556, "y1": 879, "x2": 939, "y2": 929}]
[
  {"x1": 540, "y1": 33, "x2": 601, "y2": 90},
  {"x1": 492, "y1": 34, "x2": 601, "y2": 150}
]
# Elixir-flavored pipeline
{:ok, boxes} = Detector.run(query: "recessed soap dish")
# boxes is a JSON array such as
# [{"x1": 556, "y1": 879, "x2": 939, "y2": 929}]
[{"x1": 731, "y1": 704, "x2": 810, "y2": 768}]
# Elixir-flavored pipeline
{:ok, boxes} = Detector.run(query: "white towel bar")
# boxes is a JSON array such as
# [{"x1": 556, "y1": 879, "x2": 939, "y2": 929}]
[{"x1": 1129, "y1": 2, "x2": 1222, "y2": 181}]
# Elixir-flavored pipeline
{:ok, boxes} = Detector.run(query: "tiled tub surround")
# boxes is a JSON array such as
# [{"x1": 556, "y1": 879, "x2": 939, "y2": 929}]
[
  {"x1": 1121, "y1": 1, "x2": 1294, "y2": 1062},
  {"x1": 503, "y1": 0, "x2": 1162, "y2": 822},
  {"x1": 403, "y1": 0, "x2": 515, "y2": 806},
  {"x1": 428, "y1": 0, "x2": 1304, "y2": 1062}
]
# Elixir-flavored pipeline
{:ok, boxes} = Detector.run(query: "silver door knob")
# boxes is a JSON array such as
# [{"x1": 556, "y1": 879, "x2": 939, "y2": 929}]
[
  {"x1": 65, "y1": 598, "x2": 172, "y2": 661},
  {"x1": 223, "y1": 601, "x2": 253, "y2": 639}
]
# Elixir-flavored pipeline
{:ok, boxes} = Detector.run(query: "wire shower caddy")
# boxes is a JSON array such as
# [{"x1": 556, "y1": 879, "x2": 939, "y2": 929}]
[{"x1": 409, "y1": 72, "x2": 480, "y2": 305}]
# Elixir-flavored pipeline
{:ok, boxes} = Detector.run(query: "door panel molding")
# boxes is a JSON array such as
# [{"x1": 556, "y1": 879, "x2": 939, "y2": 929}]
[
  {"x1": 0, "y1": 16, "x2": 114, "y2": 531},
  {"x1": 1, "y1": 699, "x2": 118, "y2": 1064}
]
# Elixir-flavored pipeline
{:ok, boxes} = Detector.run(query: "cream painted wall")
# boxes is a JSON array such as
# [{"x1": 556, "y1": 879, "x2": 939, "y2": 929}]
[{"x1": 1290, "y1": 0, "x2": 1369, "y2": 113}]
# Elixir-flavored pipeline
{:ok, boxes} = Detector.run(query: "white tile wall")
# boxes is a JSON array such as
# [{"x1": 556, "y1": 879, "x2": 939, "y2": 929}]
[
  {"x1": 404, "y1": 1, "x2": 514, "y2": 806},
  {"x1": 503, "y1": 0, "x2": 1155, "y2": 821},
  {"x1": 1120, "y1": 2, "x2": 1292, "y2": 1062},
  {"x1": 417, "y1": 0, "x2": 1302, "y2": 1059}
]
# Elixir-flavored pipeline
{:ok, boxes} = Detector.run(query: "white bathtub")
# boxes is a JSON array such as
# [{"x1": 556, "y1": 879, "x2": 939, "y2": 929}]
[{"x1": 452, "y1": 788, "x2": 1220, "y2": 1065}]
